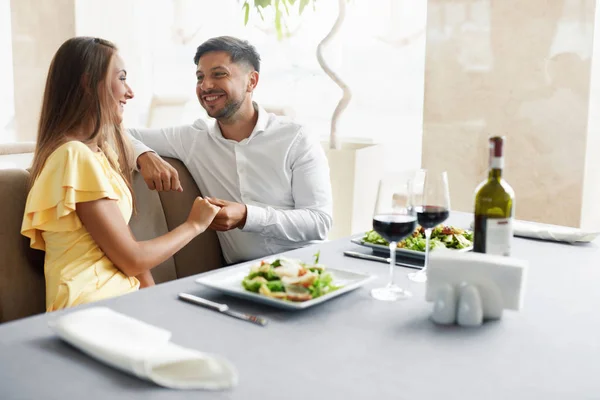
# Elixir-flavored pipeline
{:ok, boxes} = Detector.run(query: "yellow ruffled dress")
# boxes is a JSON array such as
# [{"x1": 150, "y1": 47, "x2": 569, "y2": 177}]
[{"x1": 21, "y1": 141, "x2": 139, "y2": 311}]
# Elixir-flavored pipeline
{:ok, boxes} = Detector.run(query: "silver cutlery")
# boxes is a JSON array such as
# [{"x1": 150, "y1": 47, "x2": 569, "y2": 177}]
[
  {"x1": 343, "y1": 251, "x2": 423, "y2": 270},
  {"x1": 178, "y1": 293, "x2": 268, "y2": 327}
]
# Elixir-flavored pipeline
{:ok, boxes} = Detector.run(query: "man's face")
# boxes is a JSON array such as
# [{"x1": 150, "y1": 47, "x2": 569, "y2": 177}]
[{"x1": 195, "y1": 51, "x2": 253, "y2": 121}]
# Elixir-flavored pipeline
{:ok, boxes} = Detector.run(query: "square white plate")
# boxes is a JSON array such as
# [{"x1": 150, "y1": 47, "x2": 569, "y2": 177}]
[
  {"x1": 195, "y1": 261, "x2": 375, "y2": 310},
  {"x1": 351, "y1": 237, "x2": 472, "y2": 259}
]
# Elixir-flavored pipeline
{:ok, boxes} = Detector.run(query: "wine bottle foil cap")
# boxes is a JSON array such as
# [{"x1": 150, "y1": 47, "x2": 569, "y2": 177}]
[{"x1": 489, "y1": 136, "x2": 505, "y2": 157}]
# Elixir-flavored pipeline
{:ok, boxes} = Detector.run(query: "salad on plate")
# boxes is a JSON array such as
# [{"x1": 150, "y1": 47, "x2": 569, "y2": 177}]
[
  {"x1": 241, "y1": 252, "x2": 341, "y2": 302},
  {"x1": 362, "y1": 225, "x2": 473, "y2": 252}
]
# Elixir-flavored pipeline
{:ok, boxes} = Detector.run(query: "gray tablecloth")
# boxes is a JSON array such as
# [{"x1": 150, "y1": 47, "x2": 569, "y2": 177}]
[{"x1": 1, "y1": 213, "x2": 599, "y2": 400}]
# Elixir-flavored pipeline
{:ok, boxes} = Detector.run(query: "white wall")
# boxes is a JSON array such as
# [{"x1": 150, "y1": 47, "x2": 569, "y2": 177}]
[{"x1": 10, "y1": 0, "x2": 76, "y2": 142}]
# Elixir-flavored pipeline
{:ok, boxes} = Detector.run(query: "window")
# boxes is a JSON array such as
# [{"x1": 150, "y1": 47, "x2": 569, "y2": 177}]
[
  {"x1": 0, "y1": 0, "x2": 14, "y2": 143},
  {"x1": 148, "y1": 0, "x2": 427, "y2": 149}
]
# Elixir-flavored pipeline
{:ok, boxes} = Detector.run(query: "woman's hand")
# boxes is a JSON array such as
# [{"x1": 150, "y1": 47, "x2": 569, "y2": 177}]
[{"x1": 186, "y1": 197, "x2": 221, "y2": 233}]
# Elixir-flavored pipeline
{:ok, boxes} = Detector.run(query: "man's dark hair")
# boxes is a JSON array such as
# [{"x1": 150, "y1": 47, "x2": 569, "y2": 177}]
[{"x1": 193, "y1": 36, "x2": 261, "y2": 72}]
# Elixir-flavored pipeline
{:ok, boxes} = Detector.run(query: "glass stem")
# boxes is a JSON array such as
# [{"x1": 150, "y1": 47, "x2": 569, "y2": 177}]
[
  {"x1": 388, "y1": 241, "x2": 397, "y2": 287},
  {"x1": 422, "y1": 228, "x2": 432, "y2": 274}
]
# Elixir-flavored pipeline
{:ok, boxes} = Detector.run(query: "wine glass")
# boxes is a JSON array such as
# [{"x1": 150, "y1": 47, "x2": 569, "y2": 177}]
[
  {"x1": 407, "y1": 170, "x2": 451, "y2": 283},
  {"x1": 370, "y1": 173, "x2": 416, "y2": 301}
]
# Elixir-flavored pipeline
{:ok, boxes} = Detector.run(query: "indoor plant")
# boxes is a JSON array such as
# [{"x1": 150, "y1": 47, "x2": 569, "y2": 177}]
[
  {"x1": 242, "y1": 0, "x2": 384, "y2": 240},
  {"x1": 242, "y1": 0, "x2": 351, "y2": 150}
]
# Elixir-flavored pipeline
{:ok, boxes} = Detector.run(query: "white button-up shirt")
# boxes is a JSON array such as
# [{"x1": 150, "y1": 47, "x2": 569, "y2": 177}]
[{"x1": 128, "y1": 104, "x2": 333, "y2": 264}]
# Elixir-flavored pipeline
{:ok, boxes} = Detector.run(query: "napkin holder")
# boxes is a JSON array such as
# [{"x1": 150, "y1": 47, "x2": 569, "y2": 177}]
[{"x1": 426, "y1": 251, "x2": 527, "y2": 327}]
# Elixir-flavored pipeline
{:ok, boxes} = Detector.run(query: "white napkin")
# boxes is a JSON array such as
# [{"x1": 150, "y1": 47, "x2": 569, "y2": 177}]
[
  {"x1": 48, "y1": 307, "x2": 238, "y2": 390},
  {"x1": 469, "y1": 220, "x2": 599, "y2": 243},
  {"x1": 512, "y1": 220, "x2": 600, "y2": 243}
]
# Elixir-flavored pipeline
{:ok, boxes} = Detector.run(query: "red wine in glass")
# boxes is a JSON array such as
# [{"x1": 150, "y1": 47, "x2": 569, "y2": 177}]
[
  {"x1": 373, "y1": 214, "x2": 417, "y2": 243},
  {"x1": 415, "y1": 206, "x2": 449, "y2": 229}
]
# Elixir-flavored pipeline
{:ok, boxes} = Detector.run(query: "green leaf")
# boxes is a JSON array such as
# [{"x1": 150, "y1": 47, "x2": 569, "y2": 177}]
[
  {"x1": 243, "y1": 2, "x2": 250, "y2": 25},
  {"x1": 454, "y1": 234, "x2": 472, "y2": 249},
  {"x1": 257, "y1": 6, "x2": 265, "y2": 21},
  {"x1": 274, "y1": 0, "x2": 282, "y2": 40},
  {"x1": 299, "y1": 0, "x2": 310, "y2": 14},
  {"x1": 242, "y1": 278, "x2": 263, "y2": 292},
  {"x1": 266, "y1": 280, "x2": 285, "y2": 292},
  {"x1": 282, "y1": 0, "x2": 290, "y2": 15},
  {"x1": 313, "y1": 250, "x2": 320, "y2": 264},
  {"x1": 247, "y1": 271, "x2": 260, "y2": 280}
]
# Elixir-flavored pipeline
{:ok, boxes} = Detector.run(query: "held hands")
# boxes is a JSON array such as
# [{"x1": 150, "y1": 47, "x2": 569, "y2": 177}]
[
  {"x1": 137, "y1": 152, "x2": 183, "y2": 192},
  {"x1": 186, "y1": 197, "x2": 221, "y2": 234},
  {"x1": 205, "y1": 197, "x2": 248, "y2": 231}
]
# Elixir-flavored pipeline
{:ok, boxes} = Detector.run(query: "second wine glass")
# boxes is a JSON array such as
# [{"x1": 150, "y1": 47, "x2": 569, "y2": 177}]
[
  {"x1": 408, "y1": 170, "x2": 451, "y2": 283},
  {"x1": 370, "y1": 173, "x2": 416, "y2": 301}
]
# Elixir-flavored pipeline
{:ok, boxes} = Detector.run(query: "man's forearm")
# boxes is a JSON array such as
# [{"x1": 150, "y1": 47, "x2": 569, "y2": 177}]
[
  {"x1": 127, "y1": 126, "x2": 192, "y2": 162},
  {"x1": 242, "y1": 205, "x2": 332, "y2": 242}
]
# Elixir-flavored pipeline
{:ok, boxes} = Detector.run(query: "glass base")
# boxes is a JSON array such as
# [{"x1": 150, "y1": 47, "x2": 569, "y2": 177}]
[
  {"x1": 408, "y1": 270, "x2": 427, "y2": 283},
  {"x1": 371, "y1": 284, "x2": 412, "y2": 301}
]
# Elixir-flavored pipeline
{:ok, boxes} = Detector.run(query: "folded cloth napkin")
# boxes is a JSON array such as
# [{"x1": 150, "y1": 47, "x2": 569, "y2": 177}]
[
  {"x1": 48, "y1": 307, "x2": 238, "y2": 390},
  {"x1": 469, "y1": 220, "x2": 599, "y2": 243},
  {"x1": 512, "y1": 220, "x2": 600, "y2": 243}
]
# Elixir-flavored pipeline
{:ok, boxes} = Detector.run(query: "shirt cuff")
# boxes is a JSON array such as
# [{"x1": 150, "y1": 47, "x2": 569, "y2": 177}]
[
  {"x1": 133, "y1": 150, "x2": 157, "y2": 172},
  {"x1": 241, "y1": 204, "x2": 267, "y2": 233},
  {"x1": 131, "y1": 144, "x2": 154, "y2": 171}
]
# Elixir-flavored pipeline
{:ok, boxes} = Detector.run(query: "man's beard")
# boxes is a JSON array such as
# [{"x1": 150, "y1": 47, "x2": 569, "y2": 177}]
[{"x1": 205, "y1": 96, "x2": 244, "y2": 121}]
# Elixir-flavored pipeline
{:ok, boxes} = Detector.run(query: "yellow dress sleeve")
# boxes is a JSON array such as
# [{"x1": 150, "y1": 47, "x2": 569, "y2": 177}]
[{"x1": 21, "y1": 142, "x2": 119, "y2": 251}]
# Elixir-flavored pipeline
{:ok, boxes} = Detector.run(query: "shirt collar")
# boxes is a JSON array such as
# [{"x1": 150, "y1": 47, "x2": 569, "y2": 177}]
[
  {"x1": 249, "y1": 102, "x2": 269, "y2": 138},
  {"x1": 208, "y1": 102, "x2": 269, "y2": 142}
]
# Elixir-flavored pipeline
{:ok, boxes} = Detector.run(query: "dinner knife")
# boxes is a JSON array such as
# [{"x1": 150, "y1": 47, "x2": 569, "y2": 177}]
[
  {"x1": 343, "y1": 251, "x2": 423, "y2": 270},
  {"x1": 178, "y1": 293, "x2": 268, "y2": 327}
]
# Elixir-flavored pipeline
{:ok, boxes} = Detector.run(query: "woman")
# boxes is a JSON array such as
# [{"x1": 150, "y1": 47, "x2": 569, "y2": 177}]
[{"x1": 21, "y1": 37, "x2": 220, "y2": 311}]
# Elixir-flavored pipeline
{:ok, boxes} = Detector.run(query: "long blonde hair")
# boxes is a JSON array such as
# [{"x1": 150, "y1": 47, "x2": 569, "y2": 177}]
[{"x1": 29, "y1": 37, "x2": 135, "y2": 209}]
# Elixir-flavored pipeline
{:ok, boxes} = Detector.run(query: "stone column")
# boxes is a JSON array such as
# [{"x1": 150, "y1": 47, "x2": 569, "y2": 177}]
[
  {"x1": 10, "y1": 0, "x2": 76, "y2": 141},
  {"x1": 423, "y1": 0, "x2": 599, "y2": 228}
]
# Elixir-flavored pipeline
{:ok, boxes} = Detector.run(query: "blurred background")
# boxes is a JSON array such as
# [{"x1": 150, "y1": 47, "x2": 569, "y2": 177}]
[
  {"x1": 0, "y1": 0, "x2": 426, "y2": 162},
  {"x1": 2, "y1": 0, "x2": 600, "y2": 231}
]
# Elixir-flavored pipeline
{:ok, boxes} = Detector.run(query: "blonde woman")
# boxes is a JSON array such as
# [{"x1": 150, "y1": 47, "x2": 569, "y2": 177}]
[{"x1": 21, "y1": 37, "x2": 220, "y2": 311}]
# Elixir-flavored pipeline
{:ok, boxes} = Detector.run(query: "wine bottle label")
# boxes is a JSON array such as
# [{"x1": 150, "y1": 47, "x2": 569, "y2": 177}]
[
  {"x1": 490, "y1": 156, "x2": 504, "y2": 169},
  {"x1": 485, "y1": 218, "x2": 513, "y2": 256}
]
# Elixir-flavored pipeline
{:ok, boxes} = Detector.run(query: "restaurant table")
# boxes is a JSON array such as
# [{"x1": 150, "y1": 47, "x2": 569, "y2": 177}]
[{"x1": 1, "y1": 213, "x2": 599, "y2": 400}]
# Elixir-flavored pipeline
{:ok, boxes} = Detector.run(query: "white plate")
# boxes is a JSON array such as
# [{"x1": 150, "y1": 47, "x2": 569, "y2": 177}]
[
  {"x1": 195, "y1": 261, "x2": 375, "y2": 310},
  {"x1": 351, "y1": 237, "x2": 472, "y2": 259}
]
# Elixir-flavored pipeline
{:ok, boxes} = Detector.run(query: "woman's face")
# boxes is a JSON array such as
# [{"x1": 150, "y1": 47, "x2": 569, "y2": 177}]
[{"x1": 110, "y1": 53, "x2": 134, "y2": 122}]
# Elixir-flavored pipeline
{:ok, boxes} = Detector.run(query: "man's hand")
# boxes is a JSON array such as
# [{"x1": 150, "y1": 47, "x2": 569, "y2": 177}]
[
  {"x1": 205, "y1": 197, "x2": 248, "y2": 231},
  {"x1": 137, "y1": 152, "x2": 183, "y2": 192}
]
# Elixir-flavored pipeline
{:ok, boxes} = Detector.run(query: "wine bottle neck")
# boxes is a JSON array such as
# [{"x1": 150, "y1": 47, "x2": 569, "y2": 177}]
[{"x1": 489, "y1": 156, "x2": 503, "y2": 179}]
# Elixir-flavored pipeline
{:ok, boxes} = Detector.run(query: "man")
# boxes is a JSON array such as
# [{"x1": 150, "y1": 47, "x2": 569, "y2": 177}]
[{"x1": 128, "y1": 36, "x2": 333, "y2": 265}]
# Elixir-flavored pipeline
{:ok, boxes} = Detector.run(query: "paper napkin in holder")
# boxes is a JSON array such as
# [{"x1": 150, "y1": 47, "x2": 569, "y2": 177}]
[
  {"x1": 426, "y1": 252, "x2": 528, "y2": 327},
  {"x1": 48, "y1": 307, "x2": 238, "y2": 390}
]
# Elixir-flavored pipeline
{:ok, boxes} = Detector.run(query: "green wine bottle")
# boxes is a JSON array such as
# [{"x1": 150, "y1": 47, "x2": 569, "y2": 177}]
[{"x1": 473, "y1": 136, "x2": 515, "y2": 256}]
